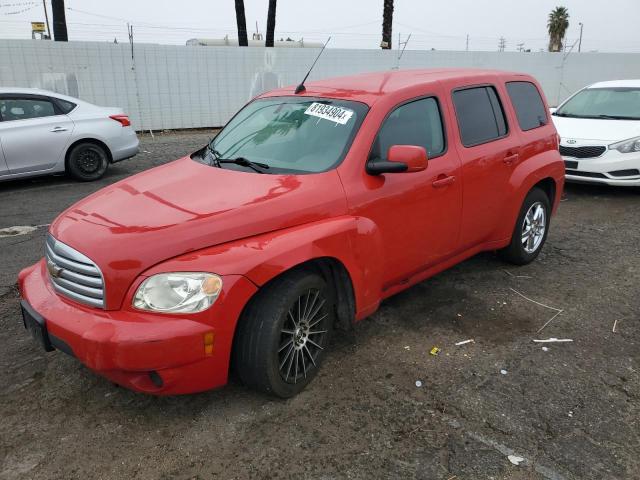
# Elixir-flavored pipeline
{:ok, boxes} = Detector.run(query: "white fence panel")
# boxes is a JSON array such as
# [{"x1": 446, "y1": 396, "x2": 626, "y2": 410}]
[{"x1": 2, "y1": 39, "x2": 640, "y2": 130}]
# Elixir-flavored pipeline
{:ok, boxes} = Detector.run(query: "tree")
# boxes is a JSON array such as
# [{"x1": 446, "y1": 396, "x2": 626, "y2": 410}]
[
  {"x1": 235, "y1": 0, "x2": 248, "y2": 46},
  {"x1": 51, "y1": 0, "x2": 68, "y2": 42},
  {"x1": 547, "y1": 6, "x2": 569, "y2": 52},
  {"x1": 265, "y1": 0, "x2": 277, "y2": 47},
  {"x1": 381, "y1": 0, "x2": 394, "y2": 49}
]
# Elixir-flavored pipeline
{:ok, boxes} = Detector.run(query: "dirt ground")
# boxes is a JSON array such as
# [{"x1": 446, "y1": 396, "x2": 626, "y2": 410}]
[{"x1": 0, "y1": 131, "x2": 638, "y2": 480}]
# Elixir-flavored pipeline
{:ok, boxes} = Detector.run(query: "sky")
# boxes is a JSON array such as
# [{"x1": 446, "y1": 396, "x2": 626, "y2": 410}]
[{"x1": 1, "y1": 0, "x2": 639, "y2": 53}]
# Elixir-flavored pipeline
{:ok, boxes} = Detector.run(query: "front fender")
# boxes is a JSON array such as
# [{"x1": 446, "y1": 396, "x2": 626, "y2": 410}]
[{"x1": 143, "y1": 216, "x2": 385, "y2": 320}]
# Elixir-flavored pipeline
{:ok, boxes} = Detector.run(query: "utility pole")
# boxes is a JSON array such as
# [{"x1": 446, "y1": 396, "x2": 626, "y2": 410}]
[
  {"x1": 578, "y1": 23, "x2": 583, "y2": 52},
  {"x1": 42, "y1": 0, "x2": 51, "y2": 39},
  {"x1": 498, "y1": 37, "x2": 506, "y2": 52},
  {"x1": 466, "y1": 34, "x2": 469, "y2": 51},
  {"x1": 517, "y1": 42, "x2": 525, "y2": 52},
  {"x1": 51, "y1": 0, "x2": 67, "y2": 41}
]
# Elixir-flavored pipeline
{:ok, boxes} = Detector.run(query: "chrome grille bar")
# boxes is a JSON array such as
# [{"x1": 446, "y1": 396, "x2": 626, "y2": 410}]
[{"x1": 45, "y1": 235, "x2": 105, "y2": 309}]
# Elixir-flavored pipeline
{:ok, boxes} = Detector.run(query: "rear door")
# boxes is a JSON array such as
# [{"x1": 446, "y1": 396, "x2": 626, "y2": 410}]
[
  {"x1": 448, "y1": 82, "x2": 521, "y2": 248},
  {"x1": 0, "y1": 95, "x2": 74, "y2": 174}
]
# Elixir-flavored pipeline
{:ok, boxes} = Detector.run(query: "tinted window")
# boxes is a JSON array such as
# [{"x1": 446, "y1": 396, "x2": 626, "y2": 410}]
[
  {"x1": 507, "y1": 81, "x2": 548, "y2": 131},
  {"x1": 370, "y1": 97, "x2": 445, "y2": 161},
  {"x1": 453, "y1": 86, "x2": 508, "y2": 147},
  {"x1": 0, "y1": 98, "x2": 56, "y2": 121},
  {"x1": 56, "y1": 99, "x2": 77, "y2": 114}
]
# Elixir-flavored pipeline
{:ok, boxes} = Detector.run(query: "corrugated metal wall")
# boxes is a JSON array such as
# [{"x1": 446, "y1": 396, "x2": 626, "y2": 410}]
[{"x1": 2, "y1": 39, "x2": 640, "y2": 130}]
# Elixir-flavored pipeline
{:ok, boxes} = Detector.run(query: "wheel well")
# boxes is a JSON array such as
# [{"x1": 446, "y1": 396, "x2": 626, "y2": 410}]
[
  {"x1": 64, "y1": 138, "x2": 113, "y2": 170},
  {"x1": 533, "y1": 177, "x2": 556, "y2": 205},
  {"x1": 244, "y1": 258, "x2": 356, "y2": 332}
]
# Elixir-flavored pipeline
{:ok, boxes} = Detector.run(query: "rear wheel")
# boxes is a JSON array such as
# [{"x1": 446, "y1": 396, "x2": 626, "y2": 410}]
[
  {"x1": 234, "y1": 270, "x2": 333, "y2": 398},
  {"x1": 67, "y1": 142, "x2": 109, "y2": 181},
  {"x1": 499, "y1": 187, "x2": 551, "y2": 265}
]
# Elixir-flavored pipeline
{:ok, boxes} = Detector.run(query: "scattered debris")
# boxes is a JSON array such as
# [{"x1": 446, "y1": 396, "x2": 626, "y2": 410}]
[
  {"x1": 429, "y1": 346, "x2": 440, "y2": 356},
  {"x1": 456, "y1": 313, "x2": 463, "y2": 317},
  {"x1": 500, "y1": 369, "x2": 508, "y2": 375},
  {"x1": 415, "y1": 380, "x2": 423, "y2": 388},
  {"x1": 503, "y1": 269, "x2": 532, "y2": 279},
  {"x1": 508, "y1": 455, "x2": 525, "y2": 466},
  {"x1": 533, "y1": 338, "x2": 573, "y2": 343},
  {"x1": 455, "y1": 339, "x2": 474, "y2": 346},
  {"x1": 613, "y1": 319, "x2": 620, "y2": 333},
  {"x1": 509, "y1": 287, "x2": 564, "y2": 332},
  {"x1": 0, "y1": 226, "x2": 37, "y2": 238},
  {"x1": 404, "y1": 345, "x2": 410, "y2": 351},
  {"x1": 542, "y1": 346, "x2": 549, "y2": 352},
  {"x1": 568, "y1": 411, "x2": 573, "y2": 417}
]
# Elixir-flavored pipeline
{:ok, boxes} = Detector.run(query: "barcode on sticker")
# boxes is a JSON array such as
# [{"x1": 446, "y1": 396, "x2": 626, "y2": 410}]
[{"x1": 304, "y1": 102, "x2": 354, "y2": 125}]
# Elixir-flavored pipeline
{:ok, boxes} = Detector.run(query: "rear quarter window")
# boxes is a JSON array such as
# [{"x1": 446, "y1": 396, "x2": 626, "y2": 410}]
[
  {"x1": 452, "y1": 86, "x2": 508, "y2": 147},
  {"x1": 506, "y1": 81, "x2": 548, "y2": 131}
]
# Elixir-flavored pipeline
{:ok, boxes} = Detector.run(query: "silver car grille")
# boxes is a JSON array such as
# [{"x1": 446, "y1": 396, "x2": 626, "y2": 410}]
[{"x1": 45, "y1": 235, "x2": 105, "y2": 309}]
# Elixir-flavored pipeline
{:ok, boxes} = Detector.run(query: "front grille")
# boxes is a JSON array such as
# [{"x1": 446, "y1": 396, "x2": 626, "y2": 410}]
[
  {"x1": 565, "y1": 169, "x2": 607, "y2": 179},
  {"x1": 559, "y1": 145, "x2": 606, "y2": 159},
  {"x1": 45, "y1": 235, "x2": 105, "y2": 308}
]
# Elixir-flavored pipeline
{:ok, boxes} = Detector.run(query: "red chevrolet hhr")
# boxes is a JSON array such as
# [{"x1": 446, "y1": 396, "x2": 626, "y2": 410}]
[{"x1": 19, "y1": 69, "x2": 564, "y2": 397}]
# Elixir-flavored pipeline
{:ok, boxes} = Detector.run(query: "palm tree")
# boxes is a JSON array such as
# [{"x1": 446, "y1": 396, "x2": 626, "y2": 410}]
[
  {"x1": 381, "y1": 0, "x2": 394, "y2": 49},
  {"x1": 235, "y1": 0, "x2": 248, "y2": 46},
  {"x1": 547, "y1": 6, "x2": 569, "y2": 52},
  {"x1": 51, "y1": 0, "x2": 68, "y2": 42},
  {"x1": 265, "y1": 0, "x2": 277, "y2": 47}
]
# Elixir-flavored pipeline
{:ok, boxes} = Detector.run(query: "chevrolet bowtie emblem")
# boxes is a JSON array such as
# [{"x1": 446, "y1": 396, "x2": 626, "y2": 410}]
[
  {"x1": 47, "y1": 259, "x2": 63, "y2": 278},
  {"x1": 567, "y1": 139, "x2": 577, "y2": 144}
]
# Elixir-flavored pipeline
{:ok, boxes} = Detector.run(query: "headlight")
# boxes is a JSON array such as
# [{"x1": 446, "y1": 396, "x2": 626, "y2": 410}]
[
  {"x1": 609, "y1": 136, "x2": 640, "y2": 154},
  {"x1": 133, "y1": 272, "x2": 222, "y2": 313}
]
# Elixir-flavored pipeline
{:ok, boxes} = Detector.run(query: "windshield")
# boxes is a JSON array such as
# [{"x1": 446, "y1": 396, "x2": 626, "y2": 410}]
[
  {"x1": 555, "y1": 87, "x2": 640, "y2": 120},
  {"x1": 202, "y1": 97, "x2": 368, "y2": 174}
]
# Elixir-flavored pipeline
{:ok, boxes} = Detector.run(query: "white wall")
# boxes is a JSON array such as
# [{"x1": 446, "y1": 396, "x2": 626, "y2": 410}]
[{"x1": 2, "y1": 39, "x2": 640, "y2": 131}]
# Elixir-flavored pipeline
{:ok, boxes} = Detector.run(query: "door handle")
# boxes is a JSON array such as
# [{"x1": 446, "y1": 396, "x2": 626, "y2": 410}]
[
  {"x1": 432, "y1": 175, "x2": 456, "y2": 188},
  {"x1": 50, "y1": 126, "x2": 68, "y2": 132},
  {"x1": 504, "y1": 153, "x2": 519, "y2": 165}
]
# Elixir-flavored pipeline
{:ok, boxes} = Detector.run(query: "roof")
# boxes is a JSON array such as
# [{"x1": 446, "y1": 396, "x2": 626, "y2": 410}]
[
  {"x1": 587, "y1": 79, "x2": 640, "y2": 89},
  {"x1": 264, "y1": 68, "x2": 527, "y2": 105},
  {"x1": 0, "y1": 87, "x2": 59, "y2": 96}
]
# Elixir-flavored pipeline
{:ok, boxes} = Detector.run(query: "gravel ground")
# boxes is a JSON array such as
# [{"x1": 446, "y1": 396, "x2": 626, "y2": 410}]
[{"x1": 0, "y1": 130, "x2": 638, "y2": 480}]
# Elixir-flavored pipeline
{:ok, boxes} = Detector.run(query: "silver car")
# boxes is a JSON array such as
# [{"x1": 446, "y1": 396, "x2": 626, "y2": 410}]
[{"x1": 0, "y1": 88, "x2": 139, "y2": 182}]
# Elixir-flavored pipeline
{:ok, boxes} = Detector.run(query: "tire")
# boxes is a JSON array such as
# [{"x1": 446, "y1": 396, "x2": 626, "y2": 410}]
[
  {"x1": 499, "y1": 187, "x2": 551, "y2": 265},
  {"x1": 67, "y1": 142, "x2": 109, "y2": 181},
  {"x1": 234, "y1": 269, "x2": 334, "y2": 398}
]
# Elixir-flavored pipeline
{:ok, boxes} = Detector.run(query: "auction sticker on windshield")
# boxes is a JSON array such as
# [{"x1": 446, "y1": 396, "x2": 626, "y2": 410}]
[{"x1": 304, "y1": 102, "x2": 354, "y2": 125}]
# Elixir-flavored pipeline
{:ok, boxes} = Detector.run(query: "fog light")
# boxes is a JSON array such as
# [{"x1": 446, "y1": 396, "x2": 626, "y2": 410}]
[{"x1": 204, "y1": 332, "x2": 214, "y2": 356}]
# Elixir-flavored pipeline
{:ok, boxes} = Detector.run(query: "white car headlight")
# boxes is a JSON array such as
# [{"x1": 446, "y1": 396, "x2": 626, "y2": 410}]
[
  {"x1": 609, "y1": 136, "x2": 640, "y2": 154},
  {"x1": 133, "y1": 272, "x2": 222, "y2": 313}
]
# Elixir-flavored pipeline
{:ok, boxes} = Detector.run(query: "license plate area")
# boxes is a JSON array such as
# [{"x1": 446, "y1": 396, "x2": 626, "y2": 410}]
[
  {"x1": 564, "y1": 160, "x2": 579, "y2": 170},
  {"x1": 21, "y1": 301, "x2": 54, "y2": 352}
]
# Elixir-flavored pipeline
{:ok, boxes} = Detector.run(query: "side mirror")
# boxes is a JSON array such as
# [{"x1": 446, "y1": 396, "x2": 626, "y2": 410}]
[
  {"x1": 366, "y1": 145, "x2": 429, "y2": 175},
  {"x1": 549, "y1": 107, "x2": 557, "y2": 115}
]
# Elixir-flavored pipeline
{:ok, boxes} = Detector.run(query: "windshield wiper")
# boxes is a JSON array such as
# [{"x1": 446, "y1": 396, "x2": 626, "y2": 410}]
[
  {"x1": 216, "y1": 157, "x2": 270, "y2": 173},
  {"x1": 592, "y1": 114, "x2": 640, "y2": 120}
]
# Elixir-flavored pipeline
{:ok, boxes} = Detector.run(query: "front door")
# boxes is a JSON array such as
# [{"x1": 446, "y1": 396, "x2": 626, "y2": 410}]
[
  {"x1": 353, "y1": 96, "x2": 463, "y2": 287},
  {"x1": 0, "y1": 95, "x2": 74, "y2": 174}
]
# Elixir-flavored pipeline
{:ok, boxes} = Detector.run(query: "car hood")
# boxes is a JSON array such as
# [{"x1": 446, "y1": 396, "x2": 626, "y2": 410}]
[
  {"x1": 50, "y1": 157, "x2": 348, "y2": 309},
  {"x1": 552, "y1": 115, "x2": 640, "y2": 143}
]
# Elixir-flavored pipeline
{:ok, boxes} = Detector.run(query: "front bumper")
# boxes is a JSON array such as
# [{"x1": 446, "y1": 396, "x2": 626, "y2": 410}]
[
  {"x1": 562, "y1": 149, "x2": 640, "y2": 186},
  {"x1": 18, "y1": 259, "x2": 257, "y2": 395}
]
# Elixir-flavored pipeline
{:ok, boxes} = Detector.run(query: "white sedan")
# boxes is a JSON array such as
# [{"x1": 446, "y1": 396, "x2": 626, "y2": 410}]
[
  {"x1": 0, "y1": 88, "x2": 139, "y2": 182},
  {"x1": 551, "y1": 79, "x2": 640, "y2": 186}
]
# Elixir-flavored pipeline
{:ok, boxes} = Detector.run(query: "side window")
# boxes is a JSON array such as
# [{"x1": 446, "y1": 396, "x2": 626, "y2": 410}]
[
  {"x1": 370, "y1": 97, "x2": 445, "y2": 161},
  {"x1": 55, "y1": 99, "x2": 77, "y2": 114},
  {"x1": 452, "y1": 86, "x2": 508, "y2": 147},
  {"x1": 0, "y1": 98, "x2": 56, "y2": 122},
  {"x1": 506, "y1": 81, "x2": 548, "y2": 131}
]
